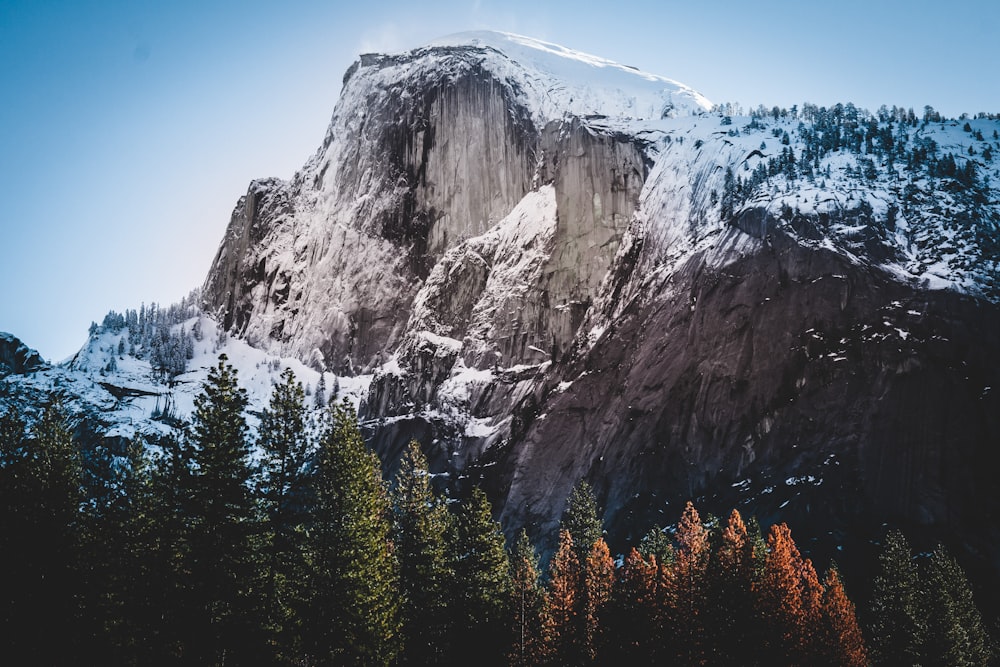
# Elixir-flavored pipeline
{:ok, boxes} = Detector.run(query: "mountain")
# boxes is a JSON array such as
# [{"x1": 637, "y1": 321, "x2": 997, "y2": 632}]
[{"x1": 5, "y1": 31, "x2": 1000, "y2": 574}]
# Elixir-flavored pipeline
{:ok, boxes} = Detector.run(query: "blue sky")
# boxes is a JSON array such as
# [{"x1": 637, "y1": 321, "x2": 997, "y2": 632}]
[{"x1": 2, "y1": 0, "x2": 998, "y2": 362}]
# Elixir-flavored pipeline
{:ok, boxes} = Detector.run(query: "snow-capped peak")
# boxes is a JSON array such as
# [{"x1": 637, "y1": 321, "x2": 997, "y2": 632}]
[{"x1": 423, "y1": 30, "x2": 711, "y2": 123}]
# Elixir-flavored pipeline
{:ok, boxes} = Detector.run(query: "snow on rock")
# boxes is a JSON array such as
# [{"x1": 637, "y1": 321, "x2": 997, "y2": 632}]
[
  {"x1": 0, "y1": 313, "x2": 363, "y2": 443},
  {"x1": 0, "y1": 332, "x2": 46, "y2": 375},
  {"x1": 404, "y1": 184, "x2": 559, "y2": 367},
  {"x1": 427, "y1": 31, "x2": 711, "y2": 126},
  {"x1": 202, "y1": 31, "x2": 704, "y2": 375}
]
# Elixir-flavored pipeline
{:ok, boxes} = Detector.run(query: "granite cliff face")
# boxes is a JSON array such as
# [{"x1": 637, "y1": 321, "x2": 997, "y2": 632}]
[
  {"x1": 202, "y1": 50, "x2": 535, "y2": 373},
  {"x1": 201, "y1": 32, "x2": 1000, "y2": 568},
  {"x1": 201, "y1": 34, "x2": 683, "y2": 374}
]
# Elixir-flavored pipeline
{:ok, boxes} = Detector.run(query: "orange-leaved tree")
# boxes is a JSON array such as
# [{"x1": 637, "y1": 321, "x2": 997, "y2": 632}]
[
  {"x1": 756, "y1": 522, "x2": 822, "y2": 665},
  {"x1": 509, "y1": 530, "x2": 548, "y2": 667},
  {"x1": 582, "y1": 537, "x2": 615, "y2": 661},
  {"x1": 818, "y1": 566, "x2": 868, "y2": 666},
  {"x1": 543, "y1": 529, "x2": 581, "y2": 664},
  {"x1": 709, "y1": 508, "x2": 760, "y2": 665},
  {"x1": 665, "y1": 501, "x2": 711, "y2": 664}
]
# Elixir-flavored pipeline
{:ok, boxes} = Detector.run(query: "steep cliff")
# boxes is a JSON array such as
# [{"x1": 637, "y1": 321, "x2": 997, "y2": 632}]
[
  {"x1": 199, "y1": 31, "x2": 1000, "y2": 570},
  {"x1": 202, "y1": 32, "x2": 704, "y2": 374}
]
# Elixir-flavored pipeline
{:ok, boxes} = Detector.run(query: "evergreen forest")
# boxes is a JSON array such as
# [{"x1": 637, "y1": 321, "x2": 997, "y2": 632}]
[{"x1": 0, "y1": 355, "x2": 994, "y2": 666}]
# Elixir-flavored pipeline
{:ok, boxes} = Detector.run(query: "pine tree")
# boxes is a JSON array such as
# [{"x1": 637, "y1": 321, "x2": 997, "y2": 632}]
[
  {"x1": 305, "y1": 399, "x2": 400, "y2": 666},
  {"x1": 186, "y1": 353, "x2": 260, "y2": 664},
  {"x1": 75, "y1": 436, "x2": 133, "y2": 662},
  {"x1": 665, "y1": 501, "x2": 711, "y2": 665},
  {"x1": 450, "y1": 487, "x2": 513, "y2": 667},
  {"x1": 581, "y1": 538, "x2": 615, "y2": 662},
  {"x1": 543, "y1": 529, "x2": 581, "y2": 664},
  {"x1": 608, "y1": 547, "x2": 660, "y2": 663},
  {"x1": 560, "y1": 480, "x2": 603, "y2": 565},
  {"x1": 757, "y1": 522, "x2": 822, "y2": 665},
  {"x1": 817, "y1": 566, "x2": 867, "y2": 667},
  {"x1": 314, "y1": 373, "x2": 327, "y2": 408},
  {"x1": 922, "y1": 545, "x2": 991, "y2": 666},
  {"x1": 142, "y1": 433, "x2": 199, "y2": 662},
  {"x1": 257, "y1": 367, "x2": 311, "y2": 661},
  {"x1": 869, "y1": 529, "x2": 925, "y2": 664},
  {"x1": 709, "y1": 508, "x2": 759, "y2": 665},
  {"x1": 721, "y1": 166, "x2": 736, "y2": 219},
  {"x1": 117, "y1": 437, "x2": 165, "y2": 664},
  {"x1": 392, "y1": 441, "x2": 454, "y2": 665},
  {"x1": 0, "y1": 400, "x2": 82, "y2": 664},
  {"x1": 799, "y1": 556, "x2": 825, "y2": 660},
  {"x1": 634, "y1": 523, "x2": 677, "y2": 661},
  {"x1": 556, "y1": 481, "x2": 605, "y2": 664},
  {"x1": 509, "y1": 530, "x2": 548, "y2": 667},
  {"x1": 638, "y1": 525, "x2": 674, "y2": 565}
]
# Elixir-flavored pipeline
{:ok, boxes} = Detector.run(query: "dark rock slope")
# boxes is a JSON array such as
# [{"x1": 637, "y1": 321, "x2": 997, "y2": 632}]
[
  {"x1": 0, "y1": 332, "x2": 46, "y2": 376},
  {"x1": 496, "y1": 220, "x2": 1000, "y2": 568}
]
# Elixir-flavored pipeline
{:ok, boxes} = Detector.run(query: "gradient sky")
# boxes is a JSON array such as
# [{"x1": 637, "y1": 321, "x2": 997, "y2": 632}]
[{"x1": 3, "y1": 0, "x2": 998, "y2": 362}]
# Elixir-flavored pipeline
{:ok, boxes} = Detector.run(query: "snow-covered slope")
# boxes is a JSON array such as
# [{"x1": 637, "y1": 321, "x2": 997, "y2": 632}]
[
  {"x1": 427, "y1": 31, "x2": 711, "y2": 125},
  {"x1": 0, "y1": 315, "x2": 370, "y2": 443}
]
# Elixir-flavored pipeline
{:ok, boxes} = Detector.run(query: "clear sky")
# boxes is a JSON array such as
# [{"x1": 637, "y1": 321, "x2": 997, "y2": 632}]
[{"x1": 3, "y1": 0, "x2": 998, "y2": 362}]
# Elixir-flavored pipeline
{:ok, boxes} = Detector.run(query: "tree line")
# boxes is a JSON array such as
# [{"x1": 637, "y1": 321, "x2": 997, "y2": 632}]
[{"x1": 0, "y1": 355, "x2": 993, "y2": 665}]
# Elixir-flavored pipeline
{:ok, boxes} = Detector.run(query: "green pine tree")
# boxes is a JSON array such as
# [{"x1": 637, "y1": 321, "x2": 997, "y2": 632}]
[
  {"x1": 147, "y1": 433, "x2": 200, "y2": 662},
  {"x1": 869, "y1": 530, "x2": 925, "y2": 664},
  {"x1": 392, "y1": 440, "x2": 454, "y2": 665},
  {"x1": 257, "y1": 367, "x2": 311, "y2": 661},
  {"x1": 556, "y1": 481, "x2": 605, "y2": 664},
  {"x1": 77, "y1": 436, "x2": 160, "y2": 664},
  {"x1": 115, "y1": 437, "x2": 163, "y2": 665},
  {"x1": 638, "y1": 525, "x2": 674, "y2": 565},
  {"x1": 560, "y1": 480, "x2": 603, "y2": 566},
  {"x1": 186, "y1": 354, "x2": 260, "y2": 665},
  {"x1": 0, "y1": 400, "x2": 82, "y2": 664},
  {"x1": 922, "y1": 545, "x2": 991, "y2": 666},
  {"x1": 305, "y1": 399, "x2": 401, "y2": 666},
  {"x1": 450, "y1": 486, "x2": 513, "y2": 667}
]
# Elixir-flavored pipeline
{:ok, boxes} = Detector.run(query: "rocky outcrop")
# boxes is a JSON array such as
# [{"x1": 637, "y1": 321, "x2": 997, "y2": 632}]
[
  {"x1": 379, "y1": 120, "x2": 650, "y2": 376},
  {"x1": 0, "y1": 332, "x2": 46, "y2": 375}
]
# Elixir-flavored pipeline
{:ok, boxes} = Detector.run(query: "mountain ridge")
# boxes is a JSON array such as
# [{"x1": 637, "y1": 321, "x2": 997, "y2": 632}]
[{"x1": 5, "y1": 31, "x2": 1000, "y2": 575}]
